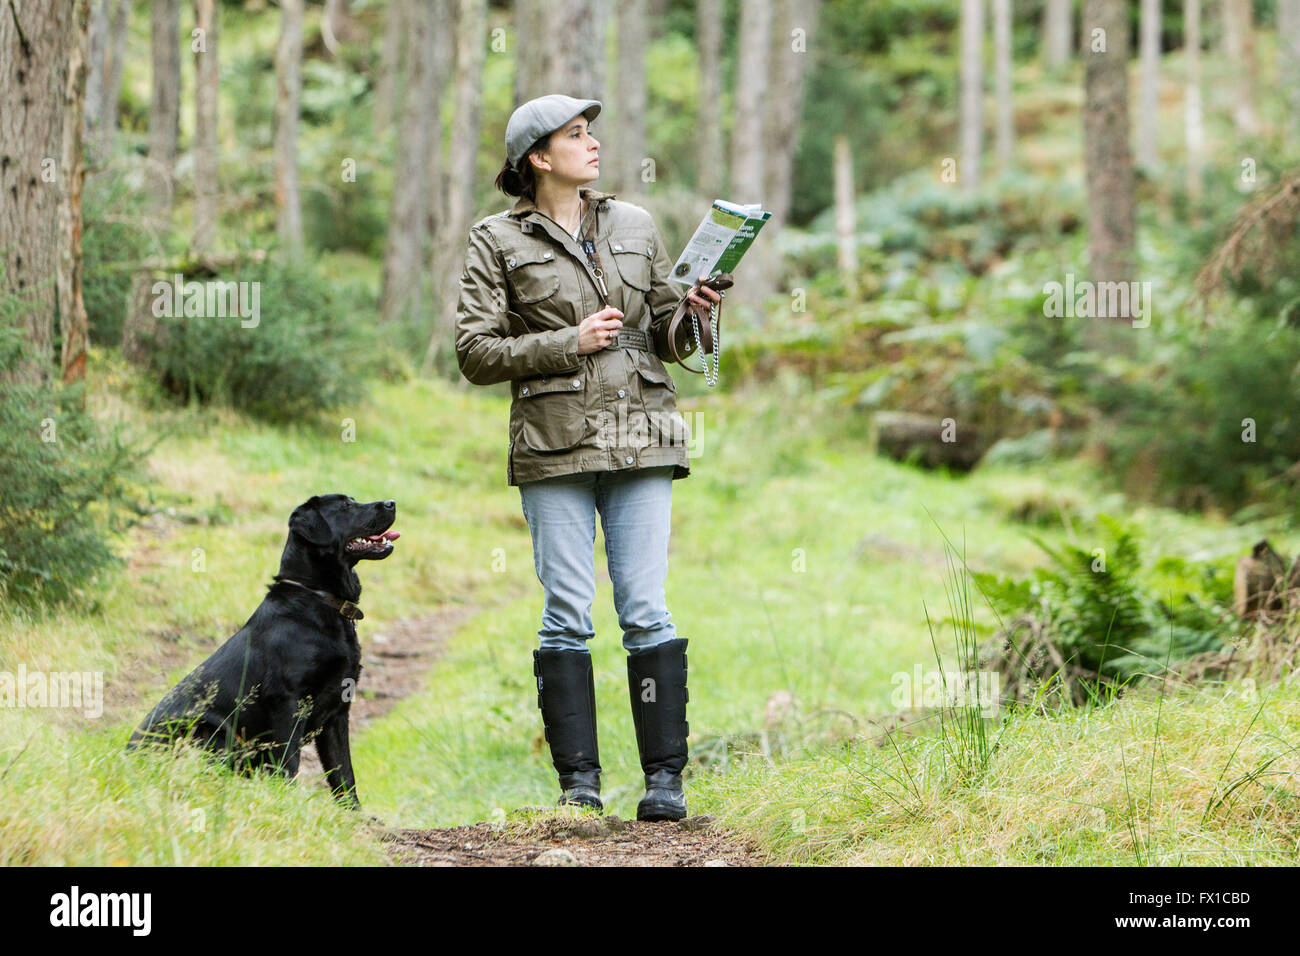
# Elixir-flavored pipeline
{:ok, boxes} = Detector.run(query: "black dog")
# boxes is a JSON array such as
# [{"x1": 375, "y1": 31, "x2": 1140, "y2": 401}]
[{"x1": 128, "y1": 495, "x2": 399, "y2": 808}]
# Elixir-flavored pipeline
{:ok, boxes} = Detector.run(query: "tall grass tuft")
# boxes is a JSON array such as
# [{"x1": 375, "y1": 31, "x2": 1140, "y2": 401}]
[{"x1": 923, "y1": 530, "x2": 999, "y2": 788}]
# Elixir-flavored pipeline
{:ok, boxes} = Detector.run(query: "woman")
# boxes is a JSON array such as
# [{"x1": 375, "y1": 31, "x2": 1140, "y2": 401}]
[{"x1": 454, "y1": 94, "x2": 723, "y2": 821}]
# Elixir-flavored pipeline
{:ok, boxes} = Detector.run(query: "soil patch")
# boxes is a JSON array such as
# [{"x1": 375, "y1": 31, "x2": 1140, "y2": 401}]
[{"x1": 383, "y1": 812, "x2": 765, "y2": 867}]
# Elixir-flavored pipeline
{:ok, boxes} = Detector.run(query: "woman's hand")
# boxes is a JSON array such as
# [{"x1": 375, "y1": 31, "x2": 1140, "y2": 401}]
[
  {"x1": 686, "y1": 274, "x2": 725, "y2": 314},
  {"x1": 577, "y1": 306, "x2": 624, "y2": 355}
]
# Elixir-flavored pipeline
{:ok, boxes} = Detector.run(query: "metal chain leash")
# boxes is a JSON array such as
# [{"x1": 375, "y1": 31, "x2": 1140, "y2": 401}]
[{"x1": 688, "y1": 296, "x2": 721, "y2": 387}]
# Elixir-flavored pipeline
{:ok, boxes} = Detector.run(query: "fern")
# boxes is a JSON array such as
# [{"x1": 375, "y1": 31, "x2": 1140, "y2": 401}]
[{"x1": 976, "y1": 516, "x2": 1232, "y2": 683}]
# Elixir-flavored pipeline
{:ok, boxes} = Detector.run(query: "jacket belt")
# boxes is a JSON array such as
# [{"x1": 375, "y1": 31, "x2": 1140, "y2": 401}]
[{"x1": 601, "y1": 327, "x2": 650, "y2": 352}]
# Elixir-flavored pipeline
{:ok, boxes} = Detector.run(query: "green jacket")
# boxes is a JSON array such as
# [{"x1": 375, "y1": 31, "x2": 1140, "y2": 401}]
[{"x1": 455, "y1": 186, "x2": 697, "y2": 486}]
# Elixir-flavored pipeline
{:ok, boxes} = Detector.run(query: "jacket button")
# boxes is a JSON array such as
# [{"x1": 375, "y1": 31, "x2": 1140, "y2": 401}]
[
  {"x1": 625, "y1": 456, "x2": 634, "y2": 464},
  {"x1": 521, "y1": 386, "x2": 529, "y2": 395},
  {"x1": 507, "y1": 258, "x2": 516, "y2": 268},
  {"x1": 618, "y1": 389, "x2": 625, "y2": 398},
  {"x1": 571, "y1": 379, "x2": 580, "y2": 388},
  {"x1": 543, "y1": 251, "x2": 552, "y2": 259},
  {"x1": 613, "y1": 244, "x2": 623, "y2": 252}
]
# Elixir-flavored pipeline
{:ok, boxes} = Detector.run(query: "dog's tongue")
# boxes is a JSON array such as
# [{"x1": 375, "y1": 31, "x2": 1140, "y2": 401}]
[{"x1": 366, "y1": 530, "x2": 400, "y2": 543}]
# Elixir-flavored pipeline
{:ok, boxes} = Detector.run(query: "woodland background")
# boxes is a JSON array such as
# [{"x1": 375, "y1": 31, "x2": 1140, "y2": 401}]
[{"x1": 2, "y1": 0, "x2": 1300, "y2": 866}]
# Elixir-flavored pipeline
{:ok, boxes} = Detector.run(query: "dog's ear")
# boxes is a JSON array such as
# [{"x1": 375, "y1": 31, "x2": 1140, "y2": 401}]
[{"x1": 289, "y1": 497, "x2": 333, "y2": 547}]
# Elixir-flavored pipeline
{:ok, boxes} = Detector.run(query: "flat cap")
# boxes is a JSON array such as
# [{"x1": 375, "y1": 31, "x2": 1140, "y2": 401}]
[{"x1": 506, "y1": 94, "x2": 601, "y2": 170}]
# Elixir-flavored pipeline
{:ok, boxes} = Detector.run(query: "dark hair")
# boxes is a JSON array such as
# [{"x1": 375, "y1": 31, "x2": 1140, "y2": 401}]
[{"x1": 494, "y1": 133, "x2": 551, "y2": 201}]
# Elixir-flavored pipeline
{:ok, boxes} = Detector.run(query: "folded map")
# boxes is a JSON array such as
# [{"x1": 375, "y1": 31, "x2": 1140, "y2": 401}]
[{"x1": 668, "y1": 199, "x2": 771, "y2": 286}]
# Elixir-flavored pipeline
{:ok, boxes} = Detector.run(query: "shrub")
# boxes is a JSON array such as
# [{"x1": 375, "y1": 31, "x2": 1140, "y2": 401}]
[
  {"x1": 144, "y1": 257, "x2": 378, "y2": 423},
  {"x1": 0, "y1": 327, "x2": 142, "y2": 609},
  {"x1": 1089, "y1": 319, "x2": 1300, "y2": 516}
]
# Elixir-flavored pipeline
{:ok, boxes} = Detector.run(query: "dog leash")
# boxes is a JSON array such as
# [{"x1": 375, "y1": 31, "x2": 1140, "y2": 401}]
[
  {"x1": 273, "y1": 576, "x2": 364, "y2": 621},
  {"x1": 666, "y1": 272, "x2": 733, "y2": 386}
]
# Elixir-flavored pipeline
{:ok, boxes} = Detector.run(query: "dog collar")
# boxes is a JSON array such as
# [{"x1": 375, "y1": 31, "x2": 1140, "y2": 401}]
[{"x1": 273, "y1": 577, "x2": 364, "y2": 621}]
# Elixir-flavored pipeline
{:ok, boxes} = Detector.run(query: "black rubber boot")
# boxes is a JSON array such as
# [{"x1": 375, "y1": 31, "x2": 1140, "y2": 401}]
[
  {"x1": 534, "y1": 648, "x2": 602, "y2": 810},
  {"x1": 626, "y1": 638, "x2": 689, "y2": 821}
]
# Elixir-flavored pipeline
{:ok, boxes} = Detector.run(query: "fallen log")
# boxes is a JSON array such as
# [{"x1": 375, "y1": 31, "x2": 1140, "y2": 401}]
[{"x1": 871, "y1": 410, "x2": 986, "y2": 470}]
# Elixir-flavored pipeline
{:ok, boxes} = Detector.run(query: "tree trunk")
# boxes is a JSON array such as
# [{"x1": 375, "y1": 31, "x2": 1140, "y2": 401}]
[
  {"x1": 443, "y1": 0, "x2": 485, "y2": 252},
  {"x1": 614, "y1": 0, "x2": 647, "y2": 197},
  {"x1": 547, "y1": 0, "x2": 607, "y2": 101},
  {"x1": 1, "y1": 0, "x2": 75, "y2": 376},
  {"x1": 84, "y1": 0, "x2": 108, "y2": 153},
  {"x1": 513, "y1": 0, "x2": 546, "y2": 105},
  {"x1": 1184, "y1": 0, "x2": 1203, "y2": 206},
  {"x1": 423, "y1": 0, "x2": 452, "y2": 358},
  {"x1": 1283, "y1": 0, "x2": 1300, "y2": 149},
  {"x1": 764, "y1": 0, "x2": 818, "y2": 231},
  {"x1": 426, "y1": 0, "x2": 452, "y2": 257},
  {"x1": 515, "y1": 0, "x2": 607, "y2": 104},
  {"x1": 58, "y1": 0, "x2": 92, "y2": 384},
  {"x1": 729, "y1": 0, "x2": 772, "y2": 326},
  {"x1": 1137, "y1": 0, "x2": 1160, "y2": 169},
  {"x1": 425, "y1": 0, "x2": 486, "y2": 378},
  {"x1": 960, "y1": 0, "x2": 984, "y2": 192},
  {"x1": 274, "y1": 0, "x2": 304, "y2": 258},
  {"x1": 1083, "y1": 0, "x2": 1136, "y2": 283},
  {"x1": 122, "y1": 269, "x2": 159, "y2": 366},
  {"x1": 148, "y1": 0, "x2": 181, "y2": 211},
  {"x1": 1042, "y1": 0, "x2": 1072, "y2": 72},
  {"x1": 833, "y1": 135, "x2": 857, "y2": 298},
  {"x1": 192, "y1": 0, "x2": 220, "y2": 257},
  {"x1": 993, "y1": 0, "x2": 1013, "y2": 171},
  {"x1": 97, "y1": 0, "x2": 127, "y2": 160},
  {"x1": 647, "y1": 0, "x2": 668, "y2": 38},
  {"x1": 751, "y1": 0, "x2": 819, "y2": 316},
  {"x1": 1221, "y1": 0, "x2": 1258, "y2": 139},
  {"x1": 373, "y1": 0, "x2": 406, "y2": 135},
  {"x1": 380, "y1": 0, "x2": 436, "y2": 326},
  {"x1": 696, "y1": 0, "x2": 725, "y2": 198},
  {"x1": 730, "y1": 0, "x2": 771, "y2": 204}
]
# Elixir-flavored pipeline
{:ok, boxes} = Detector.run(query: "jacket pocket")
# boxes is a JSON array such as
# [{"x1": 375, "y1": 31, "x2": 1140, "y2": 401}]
[
  {"x1": 632, "y1": 356, "x2": 686, "y2": 447},
  {"x1": 608, "y1": 235, "x2": 654, "y2": 292},
  {"x1": 634, "y1": 354, "x2": 677, "y2": 394},
  {"x1": 504, "y1": 245, "x2": 561, "y2": 304},
  {"x1": 515, "y1": 372, "x2": 588, "y2": 452}
]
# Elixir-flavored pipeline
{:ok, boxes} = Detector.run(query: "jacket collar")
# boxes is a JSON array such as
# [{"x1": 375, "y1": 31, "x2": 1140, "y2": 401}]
[{"x1": 508, "y1": 185, "x2": 617, "y2": 220}]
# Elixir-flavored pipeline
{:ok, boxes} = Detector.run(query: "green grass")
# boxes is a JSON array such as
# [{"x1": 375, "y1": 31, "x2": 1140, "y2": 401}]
[
  {"x1": 0, "y1": 714, "x2": 385, "y2": 866},
  {"x1": 688, "y1": 678, "x2": 1300, "y2": 866},
  {"x1": 2, "y1": 354, "x2": 1296, "y2": 864}
]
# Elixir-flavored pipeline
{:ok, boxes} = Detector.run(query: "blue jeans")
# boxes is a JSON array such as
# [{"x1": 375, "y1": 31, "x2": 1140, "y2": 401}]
[{"x1": 519, "y1": 465, "x2": 679, "y2": 653}]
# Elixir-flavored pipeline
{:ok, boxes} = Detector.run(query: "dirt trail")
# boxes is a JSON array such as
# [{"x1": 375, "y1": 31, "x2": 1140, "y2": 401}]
[{"x1": 384, "y1": 813, "x2": 764, "y2": 867}]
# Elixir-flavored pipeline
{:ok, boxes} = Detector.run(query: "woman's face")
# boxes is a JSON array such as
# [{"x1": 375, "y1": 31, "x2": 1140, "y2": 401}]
[{"x1": 530, "y1": 116, "x2": 600, "y2": 186}]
